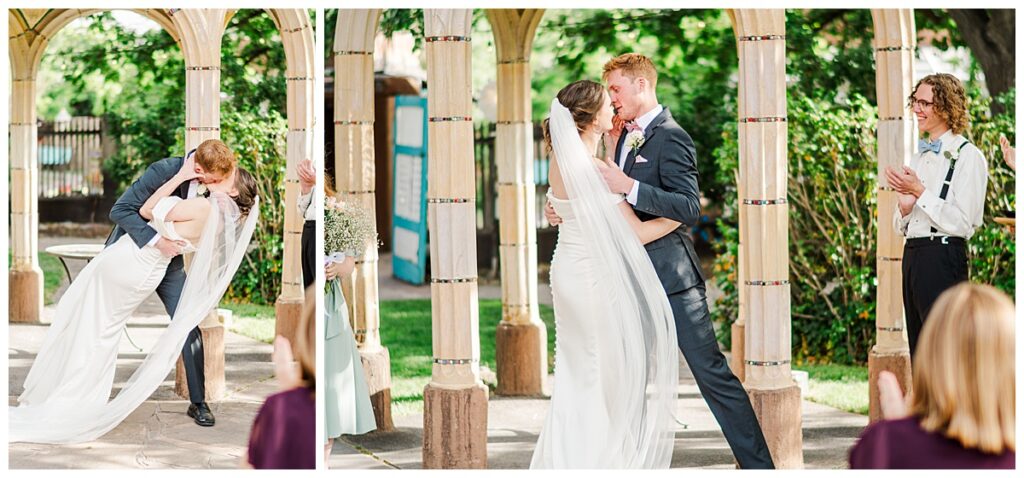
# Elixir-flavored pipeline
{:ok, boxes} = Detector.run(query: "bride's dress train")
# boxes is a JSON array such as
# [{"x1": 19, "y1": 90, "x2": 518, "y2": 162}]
[{"x1": 9, "y1": 194, "x2": 258, "y2": 444}]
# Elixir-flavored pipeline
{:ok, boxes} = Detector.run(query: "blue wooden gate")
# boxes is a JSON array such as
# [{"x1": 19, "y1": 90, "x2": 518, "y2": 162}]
[{"x1": 391, "y1": 95, "x2": 429, "y2": 284}]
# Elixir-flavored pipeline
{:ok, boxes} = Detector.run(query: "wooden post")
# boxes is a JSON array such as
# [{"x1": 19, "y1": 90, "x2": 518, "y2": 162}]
[
  {"x1": 485, "y1": 9, "x2": 548, "y2": 397},
  {"x1": 271, "y1": 8, "x2": 315, "y2": 350},
  {"x1": 334, "y1": 9, "x2": 395, "y2": 432},
  {"x1": 730, "y1": 9, "x2": 803, "y2": 468},
  {"x1": 172, "y1": 8, "x2": 230, "y2": 402},
  {"x1": 8, "y1": 27, "x2": 43, "y2": 323},
  {"x1": 421, "y1": 9, "x2": 488, "y2": 469},
  {"x1": 868, "y1": 8, "x2": 916, "y2": 423}
]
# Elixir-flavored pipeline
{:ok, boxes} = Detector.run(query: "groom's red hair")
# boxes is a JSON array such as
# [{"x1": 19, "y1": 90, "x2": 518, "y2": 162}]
[{"x1": 603, "y1": 53, "x2": 658, "y2": 87}]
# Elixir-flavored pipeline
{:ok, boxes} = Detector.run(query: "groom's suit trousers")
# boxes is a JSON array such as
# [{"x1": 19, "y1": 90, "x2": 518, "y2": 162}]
[{"x1": 670, "y1": 283, "x2": 774, "y2": 469}]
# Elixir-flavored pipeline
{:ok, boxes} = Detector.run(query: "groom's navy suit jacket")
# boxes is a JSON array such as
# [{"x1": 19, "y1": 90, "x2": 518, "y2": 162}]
[
  {"x1": 105, "y1": 155, "x2": 193, "y2": 278},
  {"x1": 615, "y1": 108, "x2": 706, "y2": 295}
]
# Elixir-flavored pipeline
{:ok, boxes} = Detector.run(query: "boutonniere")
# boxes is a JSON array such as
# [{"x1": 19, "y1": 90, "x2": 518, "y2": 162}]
[
  {"x1": 196, "y1": 183, "x2": 208, "y2": 197},
  {"x1": 625, "y1": 130, "x2": 646, "y2": 154},
  {"x1": 942, "y1": 149, "x2": 960, "y2": 166}
]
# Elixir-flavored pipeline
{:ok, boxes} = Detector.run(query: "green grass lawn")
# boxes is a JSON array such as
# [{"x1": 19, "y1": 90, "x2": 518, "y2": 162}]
[
  {"x1": 380, "y1": 299, "x2": 556, "y2": 416},
  {"x1": 222, "y1": 302, "x2": 277, "y2": 344},
  {"x1": 798, "y1": 363, "x2": 869, "y2": 415}
]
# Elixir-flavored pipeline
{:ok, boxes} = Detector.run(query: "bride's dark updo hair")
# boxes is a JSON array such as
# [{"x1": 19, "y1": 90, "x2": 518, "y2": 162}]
[
  {"x1": 232, "y1": 167, "x2": 257, "y2": 216},
  {"x1": 542, "y1": 79, "x2": 606, "y2": 154}
]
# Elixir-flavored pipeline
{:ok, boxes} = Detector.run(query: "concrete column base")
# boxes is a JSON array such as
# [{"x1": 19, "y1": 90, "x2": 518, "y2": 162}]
[
  {"x1": 868, "y1": 347, "x2": 912, "y2": 423},
  {"x1": 274, "y1": 297, "x2": 304, "y2": 345},
  {"x1": 175, "y1": 323, "x2": 226, "y2": 402},
  {"x1": 495, "y1": 320, "x2": 548, "y2": 396},
  {"x1": 9, "y1": 268, "x2": 43, "y2": 324},
  {"x1": 422, "y1": 382, "x2": 488, "y2": 469},
  {"x1": 731, "y1": 320, "x2": 745, "y2": 382},
  {"x1": 748, "y1": 384, "x2": 804, "y2": 469},
  {"x1": 360, "y1": 346, "x2": 395, "y2": 431}
]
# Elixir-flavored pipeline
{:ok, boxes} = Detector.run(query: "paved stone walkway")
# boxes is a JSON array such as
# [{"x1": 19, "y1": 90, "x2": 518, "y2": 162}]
[{"x1": 8, "y1": 236, "x2": 277, "y2": 469}]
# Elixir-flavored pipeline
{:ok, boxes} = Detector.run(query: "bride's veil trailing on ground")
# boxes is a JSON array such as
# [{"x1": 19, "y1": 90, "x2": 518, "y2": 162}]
[
  {"x1": 542, "y1": 98, "x2": 678, "y2": 467},
  {"x1": 9, "y1": 193, "x2": 260, "y2": 444}
]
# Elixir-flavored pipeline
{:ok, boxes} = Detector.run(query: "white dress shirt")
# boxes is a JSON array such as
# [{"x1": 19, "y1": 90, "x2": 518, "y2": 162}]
[
  {"x1": 618, "y1": 104, "x2": 663, "y2": 205},
  {"x1": 893, "y1": 130, "x2": 989, "y2": 239},
  {"x1": 298, "y1": 190, "x2": 316, "y2": 220}
]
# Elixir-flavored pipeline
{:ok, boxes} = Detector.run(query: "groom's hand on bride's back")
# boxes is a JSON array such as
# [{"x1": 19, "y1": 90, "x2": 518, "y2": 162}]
[
  {"x1": 155, "y1": 237, "x2": 186, "y2": 257},
  {"x1": 544, "y1": 200, "x2": 562, "y2": 226}
]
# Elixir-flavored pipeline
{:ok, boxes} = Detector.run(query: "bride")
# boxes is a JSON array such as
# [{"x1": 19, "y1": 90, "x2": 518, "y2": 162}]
[
  {"x1": 9, "y1": 154, "x2": 260, "y2": 444},
  {"x1": 531, "y1": 80, "x2": 680, "y2": 468}
]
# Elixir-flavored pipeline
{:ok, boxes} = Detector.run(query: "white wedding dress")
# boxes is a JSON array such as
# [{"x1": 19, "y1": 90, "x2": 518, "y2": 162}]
[
  {"x1": 9, "y1": 193, "x2": 259, "y2": 444},
  {"x1": 530, "y1": 100, "x2": 678, "y2": 468}
]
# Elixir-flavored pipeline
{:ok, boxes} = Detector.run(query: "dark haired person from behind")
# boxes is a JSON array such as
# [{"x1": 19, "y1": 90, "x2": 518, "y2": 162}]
[{"x1": 850, "y1": 283, "x2": 1014, "y2": 469}]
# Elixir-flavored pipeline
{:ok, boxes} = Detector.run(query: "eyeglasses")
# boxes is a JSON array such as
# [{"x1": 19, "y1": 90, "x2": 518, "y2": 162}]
[{"x1": 909, "y1": 97, "x2": 935, "y2": 109}]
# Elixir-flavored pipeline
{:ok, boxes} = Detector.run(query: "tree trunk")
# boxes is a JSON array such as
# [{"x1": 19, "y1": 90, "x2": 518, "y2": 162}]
[{"x1": 948, "y1": 9, "x2": 1015, "y2": 115}]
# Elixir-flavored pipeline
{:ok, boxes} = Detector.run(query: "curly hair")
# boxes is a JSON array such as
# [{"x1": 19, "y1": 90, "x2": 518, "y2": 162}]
[{"x1": 909, "y1": 73, "x2": 969, "y2": 135}]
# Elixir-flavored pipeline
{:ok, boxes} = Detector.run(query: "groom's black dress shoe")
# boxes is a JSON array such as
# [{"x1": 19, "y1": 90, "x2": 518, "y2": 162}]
[{"x1": 187, "y1": 402, "x2": 216, "y2": 427}]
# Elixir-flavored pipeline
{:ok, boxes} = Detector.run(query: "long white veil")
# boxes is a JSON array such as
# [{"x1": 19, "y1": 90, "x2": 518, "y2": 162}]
[
  {"x1": 548, "y1": 98, "x2": 678, "y2": 467},
  {"x1": 9, "y1": 193, "x2": 260, "y2": 444}
]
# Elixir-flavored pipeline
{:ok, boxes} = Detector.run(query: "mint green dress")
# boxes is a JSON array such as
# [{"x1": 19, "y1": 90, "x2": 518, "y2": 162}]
[{"x1": 325, "y1": 279, "x2": 376, "y2": 438}]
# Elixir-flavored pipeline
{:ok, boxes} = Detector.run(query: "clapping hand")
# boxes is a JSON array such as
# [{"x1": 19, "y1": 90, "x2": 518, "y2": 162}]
[
  {"x1": 878, "y1": 371, "x2": 910, "y2": 420},
  {"x1": 1000, "y1": 134, "x2": 1015, "y2": 172},
  {"x1": 272, "y1": 335, "x2": 301, "y2": 391},
  {"x1": 884, "y1": 166, "x2": 924, "y2": 197},
  {"x1": 298, "y1": 159, "x2": 316, "y2": 194}
]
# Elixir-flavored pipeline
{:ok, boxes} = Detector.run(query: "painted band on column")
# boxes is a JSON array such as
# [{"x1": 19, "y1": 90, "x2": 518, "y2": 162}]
[
  {"x1": 186, "y1": 127, "x2": 220, "y2": 131},
  {"x1": 876, "y1": 46, "x2": 915, "y2": 52},
  {"x1": 739, "y1": 116, "x2": 787, "y2": 123},
  {"x1": 429, "y1": 116, "x2": 473, "y2": 122},
  {"x1": 877, "y1": 325, "x2": 905, "y2": 332},
  {"x1": 424, "y1": 36, "x2": 471, "y2": 43},
  {"x1": 185, "y1": 66, "x2": 220, "y2": 71},
  {"x1": 335, "y1": 120, "x2": 373, "y2": 125},
  {"x1": 745, "y1": 359, "x2": 790, "y2": 366},
  {"x1": 286, "y1": 77, "x2": 314, "y2": 81},
  {"x1": 879, "y1": 116, "x2": 905, "y2": 121},
  {"x1": 878, "y1": 185, "x2": 897, "y2": 192},
  {"x1": 738, "y1": 34, "x2": 785, "y2": 41},
  {"x1": 742, "y1": 198, "x2": 787, "y2": 205},
  {"x1": 341, "y1": 190, "x2": 374, "y2": 195},
  {"x1": 434, "y1": 358, "x2": 478, "y2": 365},
  {"x1": 497, "y1": 59, "x2": 528, "y2": 65},
  {"x1": 426, "y1": 198, "x2": 471, "y2": 204},
  {"x1": 745, "y1": 280, "x2": 790, "y2": 286},
  {"x1": 430, "y1": 277, "x2": 478, "y2": 284},
  {"x1": 879, "y1": 257, "x2": 902, "y2": 262},
  {"x1": 335, "y1": 51, "x2": 373, "y2": 56},
  {"x1": 495, "y1": 120, "x2": 530, "y2": 125}
]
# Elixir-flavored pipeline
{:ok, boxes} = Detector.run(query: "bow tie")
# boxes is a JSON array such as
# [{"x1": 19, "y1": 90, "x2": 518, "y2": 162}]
[
  {"x1": 625, "y1": 122, "x2": 642, "y2": 133},
  {"x1": 918, "y1": 138, "x2": 942, "y2": 155}
]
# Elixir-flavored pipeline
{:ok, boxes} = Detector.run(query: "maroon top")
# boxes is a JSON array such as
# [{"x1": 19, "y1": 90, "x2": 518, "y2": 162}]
[
  {"x1": 849, "y1": 416, "x2": 1015, "y2": 469},
  {"x1": 247, "y1": 387, "x2": 316, "y2": 469}
]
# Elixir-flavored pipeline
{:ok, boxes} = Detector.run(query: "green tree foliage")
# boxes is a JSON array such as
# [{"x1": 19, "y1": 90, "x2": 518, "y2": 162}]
[{"x1": 36, "y1": 10, "x2": 310, "y2": 304}]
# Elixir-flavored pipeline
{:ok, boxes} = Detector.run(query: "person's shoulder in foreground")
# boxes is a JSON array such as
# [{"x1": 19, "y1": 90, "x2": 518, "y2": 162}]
[{"x1": 849, "y1": 416, "x2": 1015, "y2": 469}]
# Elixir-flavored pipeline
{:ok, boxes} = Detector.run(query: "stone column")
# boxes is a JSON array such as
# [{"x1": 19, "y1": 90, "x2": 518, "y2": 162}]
[
  {"x1": 421, "y1": 9, "x2": 488, "y2": 469},
  {"x1": 8, "y1": 41, "x2": 43, "y2": 324},
  {"x1": 868, "y1": 8, "x2": 916, "y2": 423},
  {"x1": 273, "y1": 9, "x2": 316, "y2": 349},
  {"x1": 486, "y1": 9, "x2": 548, "y2": 397},
  {"x1": 731, "y1": 9, "x2": 803, "y2": 468},
  {"x1": 334, "y1": 9, "x2": 394, "y2": 432},
  {"x1": 172, "y1": 8, "x2": 230, "y2": 402}
]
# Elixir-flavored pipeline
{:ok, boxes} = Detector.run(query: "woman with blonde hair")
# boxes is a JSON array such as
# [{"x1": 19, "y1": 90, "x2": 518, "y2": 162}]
[{"x1": 850, "y1": 283, "x2": 1015, "y2": 468}]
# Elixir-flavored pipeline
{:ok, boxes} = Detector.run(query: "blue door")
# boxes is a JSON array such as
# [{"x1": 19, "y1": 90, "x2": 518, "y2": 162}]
[{"x1": 391, "y1": 95, "x2": 429, "y2": 285}]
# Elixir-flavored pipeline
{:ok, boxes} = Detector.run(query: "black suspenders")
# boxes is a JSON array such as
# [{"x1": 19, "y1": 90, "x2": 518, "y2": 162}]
[{"x1": 930, "y1": 140, "x2": 971, "y2": 237}]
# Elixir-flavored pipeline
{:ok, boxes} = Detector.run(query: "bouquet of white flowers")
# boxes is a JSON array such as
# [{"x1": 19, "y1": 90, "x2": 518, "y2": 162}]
[{"x1": 324, "y1": 197, "x2": 377, "y2": 265}]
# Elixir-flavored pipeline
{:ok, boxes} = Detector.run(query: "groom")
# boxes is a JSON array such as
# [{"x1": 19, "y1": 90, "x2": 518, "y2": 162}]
[
  {"x1": 546, "y1": 53, "x2": 774, "y2": 468},
  {"x1": 105, "y1": 139, "x2": 237, "y2": 427}
]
